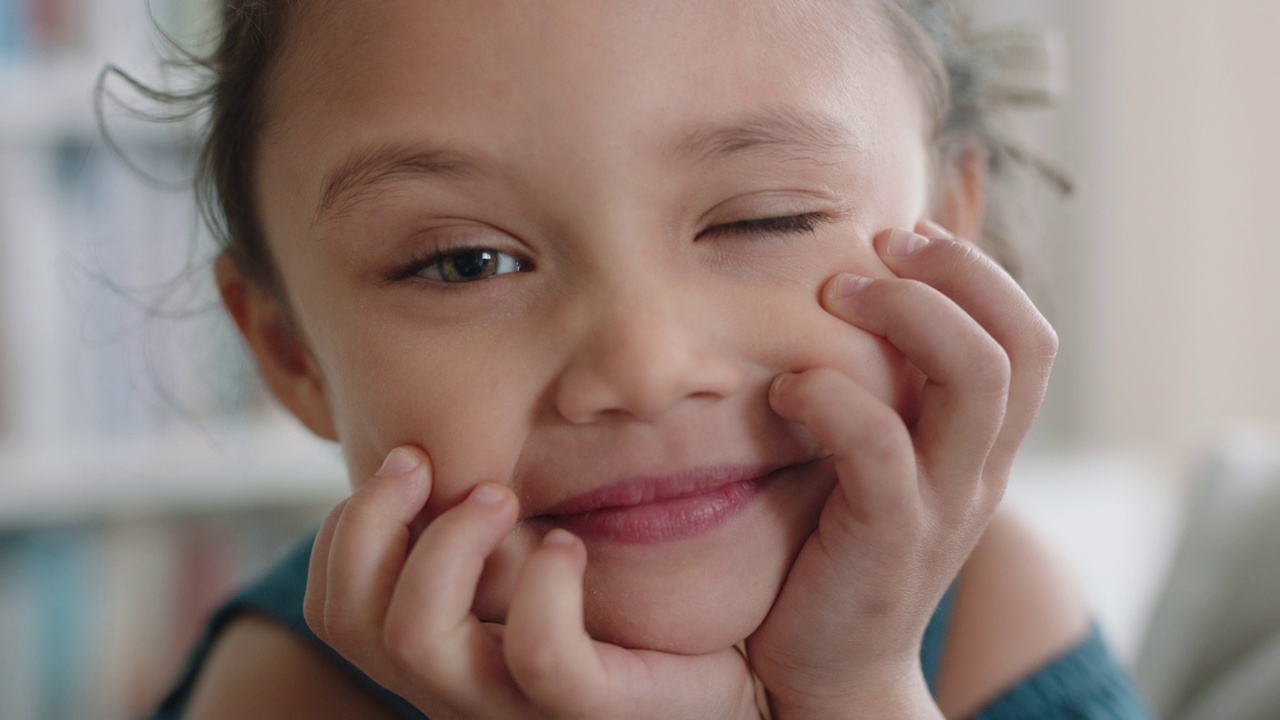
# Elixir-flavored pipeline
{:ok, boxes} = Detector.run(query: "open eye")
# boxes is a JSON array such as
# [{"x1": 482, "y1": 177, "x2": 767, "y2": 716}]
[
  {"x1": 415, "y1": 248, "x2": 524, "y2": 283},
  {"x1": 698, "y1": 212, "x2": 828, "y2": 240}
]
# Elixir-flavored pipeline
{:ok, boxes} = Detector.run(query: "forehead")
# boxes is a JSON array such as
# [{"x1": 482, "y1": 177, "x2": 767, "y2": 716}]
[
  {"x1": 272, "y1": 0, "x2": 892, "y2": 92},
  {"x1": 259, "y1": 0, "x2": 923, "y2": 218}
]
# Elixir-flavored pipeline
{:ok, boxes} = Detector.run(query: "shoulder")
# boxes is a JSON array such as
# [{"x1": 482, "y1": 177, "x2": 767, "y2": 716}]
[
  {"x1": 934, "y1": 508, "x2": 1093, "y2": 719},
  {"x1": 183, "y1": 611, "x2": 401, "y2": 720}
]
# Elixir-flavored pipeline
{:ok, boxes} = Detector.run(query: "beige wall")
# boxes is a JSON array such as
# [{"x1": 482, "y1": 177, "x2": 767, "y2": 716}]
[{"x1": 1009, "y1": 0, "x2": 1280, "y2": 466}]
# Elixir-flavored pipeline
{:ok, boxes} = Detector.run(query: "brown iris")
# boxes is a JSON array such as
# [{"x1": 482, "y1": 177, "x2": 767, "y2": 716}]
[{"x1": 438, "y1": 250, "x2": 501, "y2": 282}]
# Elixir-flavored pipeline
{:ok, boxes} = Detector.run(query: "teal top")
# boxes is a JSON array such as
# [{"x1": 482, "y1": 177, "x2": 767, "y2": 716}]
[{"x1": 152, "y1": 533, "x2": 1151, "y2": 719}]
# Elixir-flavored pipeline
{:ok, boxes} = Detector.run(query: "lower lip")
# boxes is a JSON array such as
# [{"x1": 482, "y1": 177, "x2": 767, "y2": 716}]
[{"x1": 537, "y1": 474, "x2": 773, "y2": 545}]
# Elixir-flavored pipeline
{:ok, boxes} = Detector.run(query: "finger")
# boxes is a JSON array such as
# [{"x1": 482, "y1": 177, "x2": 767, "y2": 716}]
[
  {"x1": 504, "y1": 529, "x2": 610, "y2": 714},
  {"x1": 897, "y1": 222, "x2": 1058, "y2": 475},
  {"x1": 304, "y1": 496, "x2": 346, "y2": 638},
  {"x1": 770, "y1": 368, "x2": 918, "y2": 529},
  {"x1": 508, "y1": 532, "x2": 763, "y2": 719},
  {"x1": 610, "y1": 648, "x2": 762, "y2": 719},
  {"x1": 382, "y1": 482, "x2": 519, "y2": 694},
  {"x1": 322, "y1": 448, "x2": 432, "y2": 654},
  {"x1": 822, "y1": 269, "x2": 1010, "y2": 486}
]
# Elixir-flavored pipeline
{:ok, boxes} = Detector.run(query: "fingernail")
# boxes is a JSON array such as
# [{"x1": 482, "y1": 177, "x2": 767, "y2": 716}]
[
  {"x1": 917, "y1": 220, "x2": 954, "y2": 240},
  {"x1": 376, "y1": 448, "x2": 419, "y2": 477},
  {"x1": 469, "y1": 483, "x2": 506, "y2": 505},
  {"x1": 542, "y1": 529, "x2": 578, "y2": 546},
  {"x1": 834, "y1": 273, "x2": 872, "y2": 298},
  {"x1": 770, "y1": 373, "x2": 795, "y2": 400},
  {"x1": 887, "y1": 228, "x2": 930, "y2": 256}
]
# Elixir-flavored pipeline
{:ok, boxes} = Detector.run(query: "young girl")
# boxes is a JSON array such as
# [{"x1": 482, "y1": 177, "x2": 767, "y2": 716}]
[{"x1": 147, "y1": 1, "x2": 1150, "y2": 717}]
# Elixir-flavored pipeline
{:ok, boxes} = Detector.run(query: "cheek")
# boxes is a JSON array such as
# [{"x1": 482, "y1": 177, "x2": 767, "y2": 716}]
[
  {"x1": 773, "y1": 305, "x2": 924, "y2": 421},
  {"x1": 728, "y1": 254, "x2": 924, "y2": 423},
  {"x1": 321, "y1": 324, "x2": 535, "y2": 512}
]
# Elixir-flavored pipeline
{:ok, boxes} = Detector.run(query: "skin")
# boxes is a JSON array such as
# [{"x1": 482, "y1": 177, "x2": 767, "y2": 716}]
[{"x1": 190, "y1": 0, "x2": 1084, "y2": 717}]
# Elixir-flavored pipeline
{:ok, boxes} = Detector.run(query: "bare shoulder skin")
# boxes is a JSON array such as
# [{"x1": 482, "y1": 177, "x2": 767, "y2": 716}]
[
  {"x1": 181, "y1": 509, "x2": 1090, "y2": 719},
  {"x1": 182, "y1": 611, "x2": 399, "y2": 720},
  {"x1": 934, "y1": 508, "x2": 1093, "y2": 719}
]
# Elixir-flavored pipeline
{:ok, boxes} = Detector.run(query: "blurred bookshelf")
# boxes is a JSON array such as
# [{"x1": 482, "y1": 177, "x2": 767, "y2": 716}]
[
  {"x1": 0, "y1": 1, "x2": 347, "y2": 718},
  {"x1": 0, "y1": 418, "x2": 347, "y2": 527}
]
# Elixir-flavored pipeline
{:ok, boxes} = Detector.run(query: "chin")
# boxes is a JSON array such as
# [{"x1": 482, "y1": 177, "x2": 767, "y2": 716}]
[
  {"x1": 584, "y1": 578, "x2": 777, "y2": 654},
  {"x1": 473, "y1": 540, "x2": 787, "y2": 654},
  {"x1": 579, "y1": 528, "x2": 801, "y2": 654}
]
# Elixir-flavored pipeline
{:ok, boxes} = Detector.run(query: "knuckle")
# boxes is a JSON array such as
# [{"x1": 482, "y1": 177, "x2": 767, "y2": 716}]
[
  {"x1": 323, "y1": 611, "x2": 364, "y2": 654},
  {"x1": 507, "y1": 632, "x2": 564, "y2": 688},
  {"x1": 1026, "y1": 316, "x2": 1060, "y2": 367},
  {"x1": 330, "y1": 500, "x2": 386, "y2": 543},
  {"x1": 896, "y1": 277, "x2": 935, "y2": 303},
  {"x1": 509, "y1": 629, "x2": 592, "y2": 691},
  {"x1": 381, "y1": 620, "x2": 438, "y2": 675},
  {"x1": 417, "y1": 503, "x2": 478, "y2": 551},
  {"x1": 952, "y1": 461, "x2": 988, "y2": 497},
  {"x1": 891, "y1": 278, "x2": 948, "y2": 321},
  {"x1": 320, "y1": 498, "x2": 348, "y2": 530},
  {"x1": 852, "y1": 413, "x2": 910, "y2": 465},
  {"x1": 969, "y1": 340, "x2": 1012, "y2": 396},
  {"x1": 506, "y1": 625, "x2": 601, "y2": 713},
  {"x1": 302, "y1": 592, "x2": 328, "y2": 641},
  {"x1": 943, "y1": 239, "x2": 991, "y2": 276},
  {"x1": 981, "y1": 474, "x2": 1009, "y2": 511},
  {"x1": 380, "y1": 611, "x2": 416, "y2": 657},
  {"x1": 344, "y1": 480, "x2": 390, "y2": 517},
  {"x1": 901, "y1": 506, "x2": 930, "y2": 543}
]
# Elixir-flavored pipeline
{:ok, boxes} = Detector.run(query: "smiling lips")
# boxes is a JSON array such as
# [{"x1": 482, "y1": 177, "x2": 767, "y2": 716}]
[{"x1": 529, "y1": 464, "x2": 791, "y2": 544}]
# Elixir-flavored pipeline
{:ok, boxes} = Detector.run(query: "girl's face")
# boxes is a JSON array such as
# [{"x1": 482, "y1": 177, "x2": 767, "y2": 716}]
[{"x1": 253, "y1": 0, "x2": 934, "y2": 653}]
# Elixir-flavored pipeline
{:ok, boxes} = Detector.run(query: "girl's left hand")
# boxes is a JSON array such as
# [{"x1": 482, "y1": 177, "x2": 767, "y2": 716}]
[{"x1": 745, "y1": 221, "x2": 1058, "y2": 718}]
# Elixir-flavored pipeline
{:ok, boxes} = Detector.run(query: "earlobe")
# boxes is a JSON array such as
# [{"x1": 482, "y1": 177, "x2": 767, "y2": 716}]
[
  {"x1": 214, "y1": 254, "x2": 338, "y2": 441},
  {"x1": 931, "y1": 144, "x2": 988, "y2": 241}
]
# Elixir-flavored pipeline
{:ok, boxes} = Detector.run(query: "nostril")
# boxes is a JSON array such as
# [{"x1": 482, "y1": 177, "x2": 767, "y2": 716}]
[
  {"x1": 549, "y1": 298, "x2": 746, "y2": 423},
  {"x1": 552, "y1": 347, "x2": 744, "y2": 424}
]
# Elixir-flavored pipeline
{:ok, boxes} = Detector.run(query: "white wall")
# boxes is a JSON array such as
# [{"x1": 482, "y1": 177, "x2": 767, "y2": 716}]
[
  {"x1": 967, "y1": 0, "x2": 1280, "y2": 657},
  {"x1": 977, "y1": 0, "x2": 1280, "y2": 469},
  {"x1": 1102, "y1": 0, "x2": 1280, "y2": 460}
]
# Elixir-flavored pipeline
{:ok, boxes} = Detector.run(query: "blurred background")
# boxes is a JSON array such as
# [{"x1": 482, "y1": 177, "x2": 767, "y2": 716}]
[{"x1": 1, "y1": 0, "x2": 1278, "y2": 718}]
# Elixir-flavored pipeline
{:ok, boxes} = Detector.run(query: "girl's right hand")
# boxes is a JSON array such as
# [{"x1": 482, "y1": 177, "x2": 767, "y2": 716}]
[{"x1": 304, "y1": 447, "x2": 762, "y2": 720}]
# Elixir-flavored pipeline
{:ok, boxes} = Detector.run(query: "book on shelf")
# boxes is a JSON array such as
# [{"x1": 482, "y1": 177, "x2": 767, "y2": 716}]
[
  {"x1": 0, "y1": 135, "x2": 267, "y2": 447},
  {"x1": 0, "y1": 508, "x2": 329, "y2": 720},
  {"x1": 1, "y1": 0, "x2": 214, "y2": 65},
  {"x1": 2, "y1": 0, "x2": 260, "y2": 450},
  {"x1": 0, "y1": 0, "x2": 75, "y2": 61}
]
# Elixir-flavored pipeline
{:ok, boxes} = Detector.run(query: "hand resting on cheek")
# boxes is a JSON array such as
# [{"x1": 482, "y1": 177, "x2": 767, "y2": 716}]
[{"x1": 744, "y1": 220, "x2": 1057, "y2": 718}]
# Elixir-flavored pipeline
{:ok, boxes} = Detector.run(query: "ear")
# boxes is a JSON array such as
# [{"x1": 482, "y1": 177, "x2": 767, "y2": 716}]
[
  {"x1": 930, "y1": 144, "x2": 988, "y2": 241},
  {"x1": 215, "y1": 254, "x2": 338, "y2": 441}
]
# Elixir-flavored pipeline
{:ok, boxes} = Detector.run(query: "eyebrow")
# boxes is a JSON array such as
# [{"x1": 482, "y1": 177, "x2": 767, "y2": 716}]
[
  {"x1": 315, "y1": 108, "x2": 860, "y2": 224},
  {"x1": 316, "y1": 145, "x2": 483, "y2": 222}
]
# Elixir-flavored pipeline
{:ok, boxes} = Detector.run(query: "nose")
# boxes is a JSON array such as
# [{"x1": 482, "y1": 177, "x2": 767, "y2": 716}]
[{"x1": 553, "y1": 292, "x2": 745, "y2": 424}]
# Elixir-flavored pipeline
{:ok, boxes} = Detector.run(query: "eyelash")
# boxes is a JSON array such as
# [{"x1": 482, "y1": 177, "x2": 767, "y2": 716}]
[
  {"x1": 387, "y1": 240, "x2": 513, "y2": 284},
  {"x1": 696, "y1": 212, "x2": 829, "y2": 240},
  {"x1": 390, "y1": 213, "x2": 829, "y2": 285}
]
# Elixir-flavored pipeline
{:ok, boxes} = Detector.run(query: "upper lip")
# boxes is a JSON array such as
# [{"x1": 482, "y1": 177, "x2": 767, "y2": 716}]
[{"x1": 533, "y1": 462, "x2": 793, "y2": 517}]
